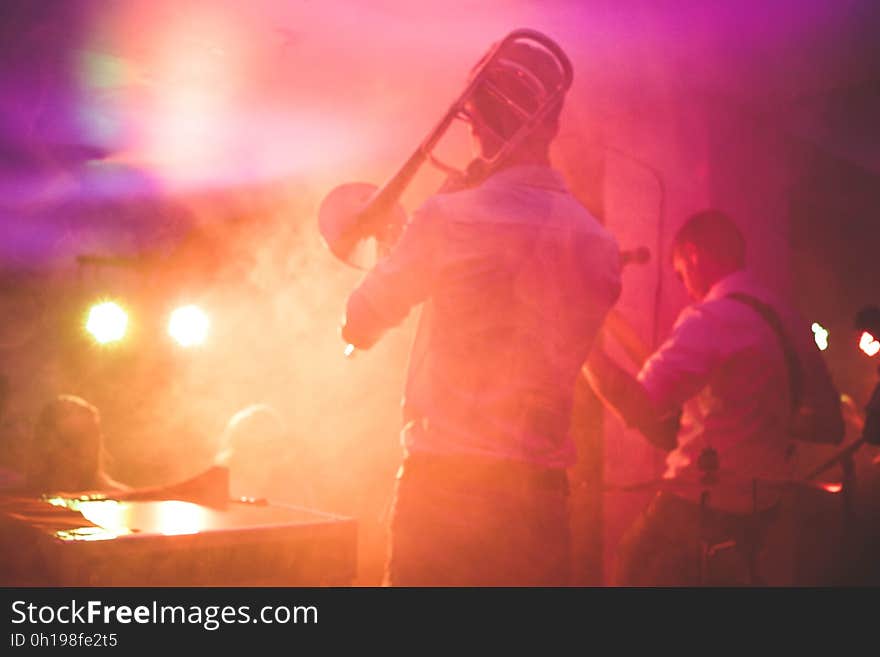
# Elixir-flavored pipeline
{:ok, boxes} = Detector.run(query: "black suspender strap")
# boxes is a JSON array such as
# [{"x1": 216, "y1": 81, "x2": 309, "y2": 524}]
[{"x1": 725, "y1": 292, "x2": 804, "y2": 411}]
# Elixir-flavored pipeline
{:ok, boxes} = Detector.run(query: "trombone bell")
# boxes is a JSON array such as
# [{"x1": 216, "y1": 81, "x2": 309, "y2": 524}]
[{"x1": 318, "y1": 29, "x2": 572, "y2": 270}]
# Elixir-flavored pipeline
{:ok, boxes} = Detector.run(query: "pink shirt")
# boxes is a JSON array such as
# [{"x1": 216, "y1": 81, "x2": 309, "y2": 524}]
[
  {"x1": 638, "y1": 271, "x2": 841, "y2": 511},
  {"x1": 345, "y1": 165, "x2": 621, "y2": 468}
]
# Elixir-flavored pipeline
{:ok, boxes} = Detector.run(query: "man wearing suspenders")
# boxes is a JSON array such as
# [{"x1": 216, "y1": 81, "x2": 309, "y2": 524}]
[{"x1": 585, "y1": 209, "x2": 844, "y2": 585}]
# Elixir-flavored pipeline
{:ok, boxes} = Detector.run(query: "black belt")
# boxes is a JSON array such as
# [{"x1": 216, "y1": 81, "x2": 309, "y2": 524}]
[{"x1": 399, "y1": 452, "x2": 569, "y2": 494}]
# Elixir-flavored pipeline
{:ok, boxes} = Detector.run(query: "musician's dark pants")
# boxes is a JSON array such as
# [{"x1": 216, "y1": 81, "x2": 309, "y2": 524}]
[
  {"x1": 614, "y1": 492, "x2": 780, "y2": 586},
  {"x1": 385, "y1": 453, "x2": 571, "y2": 586}
]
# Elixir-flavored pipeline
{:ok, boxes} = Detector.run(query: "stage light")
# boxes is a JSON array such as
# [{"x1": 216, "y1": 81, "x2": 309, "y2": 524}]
[
  {"x1": 811, "y1": 322, "x2": 829, "y2": 351},
  {"x1": 168, "y1": 305, "x2": 210, "y2": 347},
  {"x1": 859, "y1": 331, "x2": 880, "y2": 357},
  {"x1": 85, "y1": 301, "x2": 128, "y2": 344}
]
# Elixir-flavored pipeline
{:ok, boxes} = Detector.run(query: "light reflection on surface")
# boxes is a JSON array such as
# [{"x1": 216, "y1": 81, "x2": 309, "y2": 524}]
[
  {"x1": 78, "y1": 500, "x2": 132, "y2": 537},
  {"x1": 150, "y1": 500, "x2": 208, "y2": 535},
  {"x1": 51, "y1": 499, "x2": 132, "y2": 542},
  {"x1": 49, "y1": 498, "x2": 209, "y2": 541},
  {"x1": 55, "y1": 526, "x2": 127, "y2": 542}
]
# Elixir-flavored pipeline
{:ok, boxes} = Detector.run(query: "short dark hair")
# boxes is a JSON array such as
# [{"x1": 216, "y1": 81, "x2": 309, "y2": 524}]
[{"x1": 672, "y1": 209, "x2": 746, "y2": 269}]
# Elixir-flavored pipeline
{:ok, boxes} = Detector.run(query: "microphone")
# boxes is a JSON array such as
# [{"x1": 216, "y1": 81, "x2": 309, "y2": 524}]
[{"x1": 620, "y1": 246, "x2": 651, "y2": 267}]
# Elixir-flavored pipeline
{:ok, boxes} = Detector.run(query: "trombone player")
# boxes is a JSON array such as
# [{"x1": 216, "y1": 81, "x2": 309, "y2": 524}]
[{"x1": 333, "y1": 32, "x2": 621, "y2": 585}]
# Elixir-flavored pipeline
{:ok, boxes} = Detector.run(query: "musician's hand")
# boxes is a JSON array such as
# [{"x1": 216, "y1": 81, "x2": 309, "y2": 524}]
[
  {"x1": 339, "y1": 323, "x2": 358, "y2": 358},
  {"x1": 340, "y1": 318, "x2": 357, "y2": 348},
  {"x1": 583, "y1": 346, "x2": 677, "y2": 451},
  {"x1": 340, "y1": 311, "x2": 379, "y2": 352}
]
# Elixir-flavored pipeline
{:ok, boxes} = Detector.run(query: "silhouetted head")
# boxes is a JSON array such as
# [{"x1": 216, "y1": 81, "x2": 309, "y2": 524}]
[
  {"x1": 216, "y1": 403, "x2": 286, "y2": 469},
  {"x1": 671, "y1": 209, "x2": 746, "y2": 301},
  {"x1": 466, "y1": 37, "x2": 569, "y2": 165},
  {"x1": 27, "y1": 394, "x2": 106, "y2": 491},
  {"x1": 215, "y1": 403, "x2": 294, "y2": 501}
]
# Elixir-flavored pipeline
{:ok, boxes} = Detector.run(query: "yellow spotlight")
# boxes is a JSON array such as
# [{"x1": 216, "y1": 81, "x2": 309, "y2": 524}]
[
  {"x1": 85, "y1": 301, "x2": 128, "y2": 344},
  {"x1": 168, "y1": 304, "x2": 209, "y2": 347}
]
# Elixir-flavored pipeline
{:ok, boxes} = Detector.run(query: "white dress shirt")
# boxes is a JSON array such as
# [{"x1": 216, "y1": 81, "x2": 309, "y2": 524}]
[{"x1": 345, "y1": 164, "x2": 621, "y2": 468}]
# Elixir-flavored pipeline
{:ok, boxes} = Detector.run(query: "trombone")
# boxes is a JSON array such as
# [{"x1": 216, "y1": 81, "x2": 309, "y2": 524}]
[{"x1": 318, "y1": 28, "x2": 573, "y2": 270}]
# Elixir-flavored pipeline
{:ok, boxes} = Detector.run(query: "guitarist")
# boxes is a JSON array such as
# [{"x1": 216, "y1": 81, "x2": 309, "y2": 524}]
[{"x1": 585, "y1": 209, "x2": 844, "y2": 585}]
